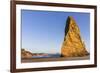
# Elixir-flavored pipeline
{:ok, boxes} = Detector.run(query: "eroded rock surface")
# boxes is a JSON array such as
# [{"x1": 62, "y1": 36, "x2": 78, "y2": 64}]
[{"x1": 61, "y1": 16, "x2": 89, "y2": 57}]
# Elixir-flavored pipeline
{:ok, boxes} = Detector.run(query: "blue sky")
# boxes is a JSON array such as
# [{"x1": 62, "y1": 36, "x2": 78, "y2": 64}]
[{"x1": 21, "y1": 10, "x2": 90, "y2": 53}]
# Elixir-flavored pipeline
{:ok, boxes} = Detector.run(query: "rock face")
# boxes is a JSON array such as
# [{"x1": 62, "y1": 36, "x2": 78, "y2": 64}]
[
  {"x1": 21, "y1": 49, "x2": 33, "y2": 58},
  {"x1": 61, "y1": 16, "x2": 89, "y2": 57}
]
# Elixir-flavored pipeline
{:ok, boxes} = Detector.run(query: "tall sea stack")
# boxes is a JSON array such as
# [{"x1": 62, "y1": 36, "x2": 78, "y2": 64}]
[{"x1": 61, "y1": 16, "x2": 89, "y2": 57}]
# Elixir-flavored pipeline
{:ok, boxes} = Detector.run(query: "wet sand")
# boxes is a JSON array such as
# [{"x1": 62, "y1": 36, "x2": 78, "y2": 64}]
[{"x1": 21, "y1": 55, "x2": 90, "y2": 63}]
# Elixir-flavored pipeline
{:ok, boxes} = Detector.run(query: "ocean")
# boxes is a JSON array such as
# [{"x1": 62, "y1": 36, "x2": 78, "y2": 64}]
[{"x1": 32, "y1": 54, "x2": 61, "y2": 58}]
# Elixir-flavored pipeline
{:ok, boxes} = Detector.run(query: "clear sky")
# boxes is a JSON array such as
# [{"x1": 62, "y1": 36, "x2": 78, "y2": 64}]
[{"x1": 21, "y1": 9, "x2": 90, "y2": 54}]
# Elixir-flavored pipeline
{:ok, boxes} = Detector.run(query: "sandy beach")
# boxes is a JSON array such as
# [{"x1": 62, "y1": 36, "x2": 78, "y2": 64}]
[{"x1": 21, "y1": 55, "x2": 90, "y2": 63}]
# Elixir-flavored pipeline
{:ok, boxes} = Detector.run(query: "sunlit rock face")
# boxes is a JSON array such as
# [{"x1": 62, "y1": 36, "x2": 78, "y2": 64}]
[
  {"x1": 21, "y1": 49, "x2": 33, "y2": 58},
  {"x1": 61, "y1": 16, "x2": 89, "y2": 57}
]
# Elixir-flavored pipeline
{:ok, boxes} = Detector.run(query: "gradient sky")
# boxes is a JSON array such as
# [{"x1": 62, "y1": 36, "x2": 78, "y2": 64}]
[{"x1": 21, "y1": 9, "x2": 90, "y2": 54}]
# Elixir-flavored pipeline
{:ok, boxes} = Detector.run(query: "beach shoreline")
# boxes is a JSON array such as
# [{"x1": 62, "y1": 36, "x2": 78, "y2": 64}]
[{"x1": 21, "y1": 55, "x2": 90, "y2": 63}]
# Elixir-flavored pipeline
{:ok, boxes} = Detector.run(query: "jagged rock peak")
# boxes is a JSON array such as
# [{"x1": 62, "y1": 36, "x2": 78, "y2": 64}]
[
  {"x1": 61, "y1": 16, "x2": 89, "y2": 57},
  {"x1": 64, "y1": 16, "x2": 80, "y2": 37}
]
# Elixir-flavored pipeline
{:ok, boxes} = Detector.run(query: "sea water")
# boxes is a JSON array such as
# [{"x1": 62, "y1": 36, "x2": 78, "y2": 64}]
[{"x1": 32, "y1": 54, "x2": 61, "y2": 58}]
